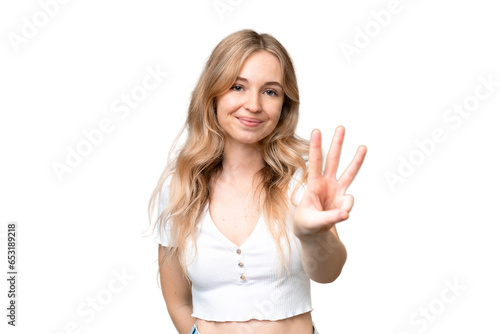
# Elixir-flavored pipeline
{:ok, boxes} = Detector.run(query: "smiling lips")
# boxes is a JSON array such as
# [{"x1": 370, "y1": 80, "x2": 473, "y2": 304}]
[{"x1": 237, "y1": 117, "x2": 263, "y2": 127}]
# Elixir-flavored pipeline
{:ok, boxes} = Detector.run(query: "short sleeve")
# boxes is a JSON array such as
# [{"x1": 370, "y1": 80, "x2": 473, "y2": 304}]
[{"x1": 154, "y1": 175, "x2": 173, "y2": 247}]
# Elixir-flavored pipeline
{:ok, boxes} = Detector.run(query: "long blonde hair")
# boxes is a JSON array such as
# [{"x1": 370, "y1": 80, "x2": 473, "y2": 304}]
[{"x1": 148, "y1": 29, "x2": 309, "y2": 285}]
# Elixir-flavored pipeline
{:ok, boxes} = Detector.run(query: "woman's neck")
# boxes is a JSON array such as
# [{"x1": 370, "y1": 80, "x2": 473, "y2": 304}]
[{"x1": 220, "y1": 139, "x2": 264, "y2": 183}]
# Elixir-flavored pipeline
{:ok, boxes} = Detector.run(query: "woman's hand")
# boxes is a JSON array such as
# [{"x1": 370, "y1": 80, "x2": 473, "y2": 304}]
[{"x1": 293, "y1": 126, "x2": 367, "y2": 239}]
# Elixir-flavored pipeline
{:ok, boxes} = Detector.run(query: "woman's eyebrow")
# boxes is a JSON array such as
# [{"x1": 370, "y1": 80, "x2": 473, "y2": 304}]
[{"x1": 235, "y1": 76, "x2": 283, "y2": 89}]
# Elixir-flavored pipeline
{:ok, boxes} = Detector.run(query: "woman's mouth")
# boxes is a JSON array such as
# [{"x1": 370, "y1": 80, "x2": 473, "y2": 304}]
[{"x1": 237, "y1": 117, "x2": 263, "y2": 127}]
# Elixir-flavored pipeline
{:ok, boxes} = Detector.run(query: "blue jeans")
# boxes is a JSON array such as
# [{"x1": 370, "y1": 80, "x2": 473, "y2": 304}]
[{"x1": 189, "y1": 319, "x2": 319, "y2": 334}]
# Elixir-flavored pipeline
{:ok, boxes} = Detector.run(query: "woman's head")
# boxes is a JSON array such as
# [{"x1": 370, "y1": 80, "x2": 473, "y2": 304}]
[
  {"x1": 188, "y1": 29, "x2": 300, "y2": 149},
  {"x1": 215, "y1": 49, "x2": 283, "y2": 147}
]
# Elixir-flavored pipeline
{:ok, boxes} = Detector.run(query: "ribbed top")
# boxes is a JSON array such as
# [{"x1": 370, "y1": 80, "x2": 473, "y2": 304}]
[{"x1": 154, "y1": 173, "x2": 313, "y2": 321}]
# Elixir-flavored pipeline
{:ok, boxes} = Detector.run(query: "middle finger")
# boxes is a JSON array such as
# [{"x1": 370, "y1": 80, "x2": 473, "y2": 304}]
[{"x1": 324, "y1": 125, "x2": 345, "y2": 178}]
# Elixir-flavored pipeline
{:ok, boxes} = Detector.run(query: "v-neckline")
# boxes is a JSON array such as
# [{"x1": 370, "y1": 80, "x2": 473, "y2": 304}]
[{"x1": 204, "y1": 203, "x2": 263, "y2": 249}]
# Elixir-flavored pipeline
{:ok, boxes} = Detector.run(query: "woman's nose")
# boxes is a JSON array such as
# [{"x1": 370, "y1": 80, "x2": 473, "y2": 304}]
[{"x1": 244, "y1": 91, "x2": 262, "y2": 113}]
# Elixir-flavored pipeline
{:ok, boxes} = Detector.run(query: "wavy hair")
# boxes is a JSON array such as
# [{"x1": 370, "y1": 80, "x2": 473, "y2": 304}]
[{"x1": 148, "y1": 29, "x2": 309, "y2": 285}]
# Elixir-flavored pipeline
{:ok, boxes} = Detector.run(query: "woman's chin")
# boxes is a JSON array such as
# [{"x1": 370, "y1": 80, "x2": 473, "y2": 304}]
[{"x1": 226, "y1": 136, "x2": 263, "y2": 147}]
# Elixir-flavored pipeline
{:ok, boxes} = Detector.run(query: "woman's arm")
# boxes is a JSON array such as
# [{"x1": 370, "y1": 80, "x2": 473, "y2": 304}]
[
  {"x1": 293, "y1": 126, "x2": 366, "y2": 283},
  {"x1": 158, "y1": 245, "x2": 196, "y2": 334},
  {"x1": 298, "y1": 225, "x2": 347, "y2": 283}
]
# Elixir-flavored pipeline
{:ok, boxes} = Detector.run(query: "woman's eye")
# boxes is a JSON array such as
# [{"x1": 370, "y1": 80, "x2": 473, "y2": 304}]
[
  {"x1": 232, "y1": 85, "x2": 243, "y2": 91},
  {"x1": 264, "y1": 89, "x2": 277, "y2": 96}
]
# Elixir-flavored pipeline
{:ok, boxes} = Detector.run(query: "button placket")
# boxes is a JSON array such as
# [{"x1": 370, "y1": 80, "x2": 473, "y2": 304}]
[{"x1": 236, "y1": 248, "x2": 246, "y2": 283}]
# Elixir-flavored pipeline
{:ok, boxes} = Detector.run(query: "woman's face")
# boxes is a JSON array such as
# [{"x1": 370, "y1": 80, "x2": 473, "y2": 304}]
[{"x1": 215, "y1": 50, "x2": 284, "y2": 147}]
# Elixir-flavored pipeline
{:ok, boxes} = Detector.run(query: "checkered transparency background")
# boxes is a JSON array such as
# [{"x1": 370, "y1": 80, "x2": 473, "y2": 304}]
[{"x1": 1, "y1": 0, "x2": 499, "y2": 333}]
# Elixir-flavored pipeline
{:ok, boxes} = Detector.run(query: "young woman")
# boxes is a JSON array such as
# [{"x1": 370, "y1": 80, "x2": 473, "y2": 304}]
[{"x1": 149, "y1": 29, "x2": 367, "y2": 334}]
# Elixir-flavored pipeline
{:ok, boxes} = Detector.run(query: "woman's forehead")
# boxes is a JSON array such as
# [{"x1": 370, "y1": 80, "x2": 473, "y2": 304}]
[{"x1": 237, "y1": 50, "x2": 283, "y2": 84}]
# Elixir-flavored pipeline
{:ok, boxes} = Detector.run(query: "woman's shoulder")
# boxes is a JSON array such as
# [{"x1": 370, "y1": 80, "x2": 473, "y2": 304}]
[
  {"x1": 158, "y1": 172, "x2": 175, "y2": 213},
  {"x1": 160, "y1": 173, "x2": 174, "y2": 194}
]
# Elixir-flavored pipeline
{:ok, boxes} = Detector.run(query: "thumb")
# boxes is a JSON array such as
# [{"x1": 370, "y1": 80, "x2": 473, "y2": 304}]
[
  {"x1": 313, "y1": 208, "x2": 348, "y2": 226},
  {"x1": 340, "y1": 194, "x2": 354, "y2": 213}
]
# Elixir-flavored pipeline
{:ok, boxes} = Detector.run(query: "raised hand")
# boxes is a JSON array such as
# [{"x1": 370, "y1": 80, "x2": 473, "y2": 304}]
[{"x1": 293, "y1": 126, "x2": 367, "y2": 239}]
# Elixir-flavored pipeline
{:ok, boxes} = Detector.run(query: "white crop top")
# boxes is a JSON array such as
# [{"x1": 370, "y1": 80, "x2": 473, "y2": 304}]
[{"x1": 154, "y1": 173, "x2": 313, "y2": 321}]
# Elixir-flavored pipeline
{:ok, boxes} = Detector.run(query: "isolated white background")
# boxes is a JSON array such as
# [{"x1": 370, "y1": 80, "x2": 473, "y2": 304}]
[{"x1": 1, "y1": 0, "x2": 499, "y2": 333}]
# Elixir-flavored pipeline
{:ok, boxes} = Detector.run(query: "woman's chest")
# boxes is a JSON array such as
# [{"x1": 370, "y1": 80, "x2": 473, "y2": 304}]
[
  {"x1": 185, "y1": 208, "x2": 305, "y2": 290},
  {"x1": 208, "y1": 188, "x2": 262, "y2": 248}
]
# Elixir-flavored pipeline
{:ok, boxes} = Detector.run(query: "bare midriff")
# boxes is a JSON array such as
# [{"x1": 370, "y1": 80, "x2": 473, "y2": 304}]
[{"x1": 196, "y1": 310, "x2": 313, "y2": 334}]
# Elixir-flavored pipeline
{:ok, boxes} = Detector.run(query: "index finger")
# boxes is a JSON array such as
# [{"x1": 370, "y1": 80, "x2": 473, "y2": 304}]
[{"x1": 308, "y1": 129, "x2": 323, "y2": 179}]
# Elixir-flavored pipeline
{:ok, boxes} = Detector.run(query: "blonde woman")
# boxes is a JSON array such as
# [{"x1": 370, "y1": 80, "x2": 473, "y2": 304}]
[{"x1": 149, "y1": 29, "x2": 367, "y2": 334}]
